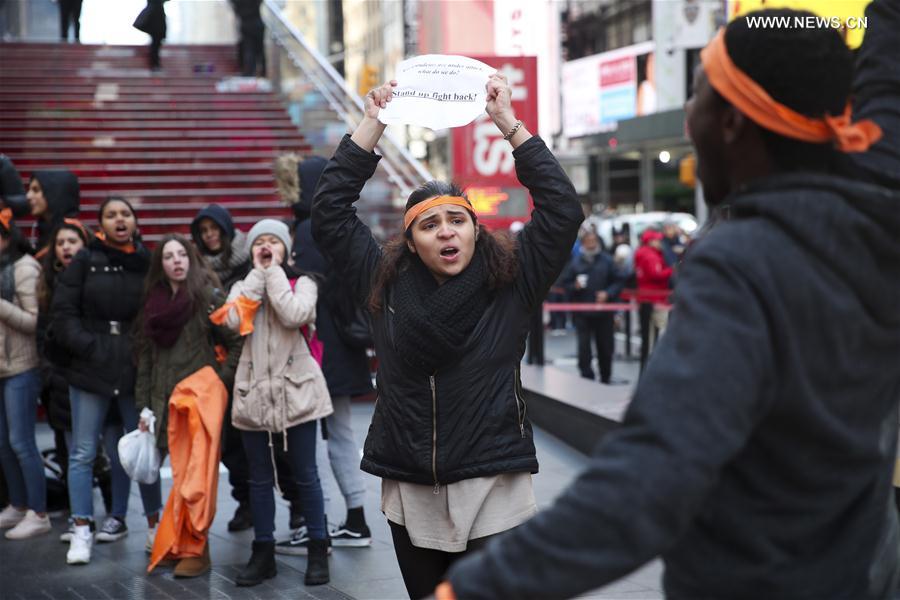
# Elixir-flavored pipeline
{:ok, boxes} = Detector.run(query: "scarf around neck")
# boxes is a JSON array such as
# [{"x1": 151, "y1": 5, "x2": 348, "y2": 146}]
[
  {"x1": 143, "y1": 282, "x2": 194, "y2": 348},
  {"x1": 392, "y1": 250, "x2": 491, "y2": 374}
]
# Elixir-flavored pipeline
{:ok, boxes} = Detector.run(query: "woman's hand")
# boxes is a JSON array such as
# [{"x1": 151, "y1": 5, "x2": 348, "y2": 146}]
[
  {"x1": 363, "y1": 80, "x2": 398, "y2": 120},
  {"x1": 485, "y1": 72, "x2": 516, "y2": 133},
  {"x1": 352, "y1": 80, "x2": 396, "y2": 153},
  {"x1": 485, "y1": 72, "x2": 531, "y2": 147}
]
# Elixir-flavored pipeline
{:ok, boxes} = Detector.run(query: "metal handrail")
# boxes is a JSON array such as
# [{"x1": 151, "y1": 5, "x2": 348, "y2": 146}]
[{"x1": 261, "y1": 0, "x2": 433, "y2": 198}]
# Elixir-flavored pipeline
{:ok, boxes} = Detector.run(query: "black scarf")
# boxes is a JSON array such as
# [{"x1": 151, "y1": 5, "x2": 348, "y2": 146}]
[{"x1": 392, "y1": 250, "x2": 490, "y2": 374}]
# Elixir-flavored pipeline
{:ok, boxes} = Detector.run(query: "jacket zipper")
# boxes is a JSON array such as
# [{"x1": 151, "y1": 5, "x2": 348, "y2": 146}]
[
  {"x1": 514, "y1": 366, "x2": 526, "y2": 438},
  {"x1": 430, "y1": 374, "x2": 439, "y2": 494}
]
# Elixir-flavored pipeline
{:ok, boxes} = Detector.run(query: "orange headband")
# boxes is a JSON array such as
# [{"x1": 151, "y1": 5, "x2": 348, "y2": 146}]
[
  {"x1": 403, "y1": 195, "x2": 475, "y2": 231},
  {"x1": 0, "y1": 208, "x2": 11, "y2": 232},
  {"x1": 63, "y1": 217, "x2": 90, "y2": 243},
  {"x1": 700, "y1": 28, "x2": 882, "y2": 153}
]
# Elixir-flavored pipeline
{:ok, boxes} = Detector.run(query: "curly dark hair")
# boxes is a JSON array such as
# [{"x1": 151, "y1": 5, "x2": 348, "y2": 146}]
[
  {"x1": 368, "y1": 181, "x2": 519, "y2": 312},
  {"x1": 725, "y1": 9, "x2": 854, "y2": 171}
]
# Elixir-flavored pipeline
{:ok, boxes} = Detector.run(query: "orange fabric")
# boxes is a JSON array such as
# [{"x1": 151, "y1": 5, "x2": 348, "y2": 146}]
[
  {"x1": 701, "y1": 28, "x2": 882, "y2": 153},
  {"x1": 435, "y1": 582, "x2": 457, "y2": 600},
  {"x1": 0, "y1": 208, "x2": 11, "y2": 231},
  {"x1": 209, "y1": 295, "x2": 261, "y2": 336},
  {"x1": 403, "y1": 196, "x2": 475, "y2": 231},
  {"x1": 213, "y1": 344, "x2": 228, "y2": 365},
  {"x1": 95, "y1": 230, "x2": 136, "y2": 254},
  {"x1": 148, "y1": 366, "x2": 228, "y2": 572}
]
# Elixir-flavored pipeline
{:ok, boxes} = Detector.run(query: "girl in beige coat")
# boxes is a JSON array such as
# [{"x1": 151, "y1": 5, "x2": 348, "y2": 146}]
[
  {"x1": 212, "y1": 219, "x2": 332, "y2": 588},
  {"x1": 0, "y1": 211, "x2": 50, "y2": 539}
]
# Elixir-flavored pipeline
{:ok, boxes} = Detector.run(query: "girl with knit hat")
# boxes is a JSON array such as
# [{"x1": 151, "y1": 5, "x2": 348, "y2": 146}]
[
  {"x1": 311, "y1": 73, "x2": 584, "y2": 598},
  {"x1": 211, "y1": 218, "x2": 333, "y2": 587},
  {"x1": 0, "y1": 210, "x2": 50, "y2": 539},
  {"x1": 51, "y1": 197, "x2": 162, "y2": 565}
]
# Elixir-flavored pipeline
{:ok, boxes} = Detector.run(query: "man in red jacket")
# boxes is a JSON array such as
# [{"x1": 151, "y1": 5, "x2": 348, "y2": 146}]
[{"x1": 633, "y1": 229, "x2": 672, "y2": 372}]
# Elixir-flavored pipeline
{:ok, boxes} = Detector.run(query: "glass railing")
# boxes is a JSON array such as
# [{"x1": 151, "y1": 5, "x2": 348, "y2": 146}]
[{"x1": 261, "y1": 0, "x2": 432, "y2": 213}]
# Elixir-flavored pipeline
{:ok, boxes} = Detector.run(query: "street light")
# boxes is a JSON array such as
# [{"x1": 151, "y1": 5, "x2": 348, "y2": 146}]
[{"x1": 658, "y1": 150, "x2": 671, "y2": 164}]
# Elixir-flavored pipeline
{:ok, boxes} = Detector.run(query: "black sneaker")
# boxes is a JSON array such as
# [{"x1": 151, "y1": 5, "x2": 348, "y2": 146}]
[
  {"x1": 329, "y1": 522, "x2": 372, "y2": 547},
  {"x1": 95, "y1": 516, "x2": 128, "y2": 542},
  {"x1": 289, "y1": 506, "x2": 304, "y2": 531},
  {"x1": 274, "y1": 526, "x2": 332, "y2": 556}
]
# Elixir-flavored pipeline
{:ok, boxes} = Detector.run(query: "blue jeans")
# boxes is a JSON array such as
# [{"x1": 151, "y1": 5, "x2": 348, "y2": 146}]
[
  {"x1": 242, "y1": 421, "x2": 325, "y2": 542},
  {"x1": 0, "y1": 369, "x2": 45, "y2": 512},
  {"x1": 68, "y1": 386, "x2": 162, "y2": 521}
]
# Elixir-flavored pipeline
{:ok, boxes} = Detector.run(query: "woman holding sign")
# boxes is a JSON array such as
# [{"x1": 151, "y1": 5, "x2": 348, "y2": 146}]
[{"x1": 311, "y1": 73, "x2": 583, "y2": 599}]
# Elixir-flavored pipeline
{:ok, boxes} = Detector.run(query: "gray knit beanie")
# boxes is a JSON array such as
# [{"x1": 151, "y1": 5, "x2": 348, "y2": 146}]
[{"x1": 247, "y1": 219, "x2": 292, "y2": 253}]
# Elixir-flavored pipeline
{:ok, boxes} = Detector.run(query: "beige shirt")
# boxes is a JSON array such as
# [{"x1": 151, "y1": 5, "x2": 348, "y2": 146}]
[{"x1": 382, "y1": 472, "x2": 537, "y2": 552}]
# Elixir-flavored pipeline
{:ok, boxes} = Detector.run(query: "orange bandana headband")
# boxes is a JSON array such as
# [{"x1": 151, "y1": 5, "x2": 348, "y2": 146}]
[
  {"x1": 700, "y1": 28, "x2": 882, "y2": 153},
  {"x1": 403, "y1": 196, "x2": 475, "y2": 231}
]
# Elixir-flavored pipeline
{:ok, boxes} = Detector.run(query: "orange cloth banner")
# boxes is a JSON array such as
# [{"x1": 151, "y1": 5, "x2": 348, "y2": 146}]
[
  {"x1": 147, "y1": 366, "x2": 228, "y2": 572},
  {"x1": 209, "y1": 295, "x2": 261, "y2": 336}
]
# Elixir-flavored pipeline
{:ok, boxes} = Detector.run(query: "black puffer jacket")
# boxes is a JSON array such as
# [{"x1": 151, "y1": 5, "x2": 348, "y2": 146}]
[
  {"x1": 29, "y1": 170, "x2": 80, "y2": 253},
  {"x1": 51, "y1": 239, "x2": 150, "y2": 398},
  {"x1": 313, "y1": 135, "x2": 583, "y2": 485},
  {"x1": 292, "y1": 156, "x2": 372, "y2": 399}
]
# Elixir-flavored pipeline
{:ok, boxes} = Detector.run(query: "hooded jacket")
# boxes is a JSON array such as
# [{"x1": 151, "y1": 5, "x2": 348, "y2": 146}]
[
  {"x1": 30, "y1": 170, "x2": 80, "y2": 253},
  {"x1": 312, "y1": 135, "x2": 584, "y2": 486},
  {"x1": 190, "y1": 205, "x2": 250, "y2": 292},
  {"x1": 634, "y1": 230, "x2": 672, "y2": 295},
  {"x1": 0, "y1": 154, "x2": 28, "y2": 218},
  {"x1": 446, "y1": 1, "x2": 900, "y2": 597}
]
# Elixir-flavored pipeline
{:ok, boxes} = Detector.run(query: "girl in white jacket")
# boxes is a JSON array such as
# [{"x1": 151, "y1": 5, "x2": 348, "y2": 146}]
[{"x1": 213, "y1": 219, "x2": 332, "y2": 587}]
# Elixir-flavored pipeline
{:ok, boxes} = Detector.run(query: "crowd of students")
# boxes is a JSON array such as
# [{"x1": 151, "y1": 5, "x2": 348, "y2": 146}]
[{"x1": 0, "y1": 154, "x2": 376, "y2": 586}]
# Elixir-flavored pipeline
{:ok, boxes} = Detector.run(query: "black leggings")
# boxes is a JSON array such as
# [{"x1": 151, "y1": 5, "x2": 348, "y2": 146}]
[{"x1": 388, "y1": 520, "x2": 500, "y2": 600}]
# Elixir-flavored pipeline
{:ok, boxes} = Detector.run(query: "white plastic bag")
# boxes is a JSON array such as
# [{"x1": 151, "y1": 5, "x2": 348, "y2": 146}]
[{"x1": 118, "y1": 408, "x2": 160, "y2": 484}]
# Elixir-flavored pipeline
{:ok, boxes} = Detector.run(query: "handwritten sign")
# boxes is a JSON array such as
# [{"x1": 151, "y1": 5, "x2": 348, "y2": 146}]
[{"x1": 378, "y1": 54, "x2": 495, "y2": 130}]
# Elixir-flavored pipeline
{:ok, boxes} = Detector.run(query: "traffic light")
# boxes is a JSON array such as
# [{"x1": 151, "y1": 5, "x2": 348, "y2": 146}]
[
  {"x1": 679, "y1": 154, "x2": 696, "y2": 188},
  {"x1": 358, "y1": 65, "x2": 379, "y2": 97}
]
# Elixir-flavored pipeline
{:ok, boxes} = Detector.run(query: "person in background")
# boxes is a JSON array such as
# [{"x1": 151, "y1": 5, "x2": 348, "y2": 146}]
[
  {"x1": 634, "y1": 229, "x2": 671, "y2": 373},
  {"x1": 0, "y1": 210, "x2": 49, "y2": 539},
  {"x1": 134, "y1": 0, "x2": 167, "y2": 70},
  {"x1": 135, "y1": 234, "x2": 242, "y2": 577},
  {"x1": 58, "y1": 0, "x2": 82, "y2": 42},
  {"x1": 230, "y1": 0, "x2": 265, "y2": 77},
  {"x1": 26, "y1": 170, "x2": 80, "y2": 258},
  {"x1": 311, "y1": 74, "x2": 583, "y2": 599},
  {"x1": 272, "y1": 153, "x2": 375, "y2": 556},
  {"x1": 52, "y1": 197, "x2": 162, "y2": 565},
  {"x1": 190, "y1": 204, "x2": 250, "y2": 294},
  {"x1": 212, "y1": 219, "x2": 333, "y2": 587},
  {"x1": 35, "y1": 219, "x2": 116, "y2": 540},
  {"x1": 189, "y1": 205, "x2": 302, "y2": 533},
  {"x1": 661, "y1": 218, "x2": 686, "y2": 267},
  {"x1": 561, "y1": 229, "x2": 626, "y2": 385}
]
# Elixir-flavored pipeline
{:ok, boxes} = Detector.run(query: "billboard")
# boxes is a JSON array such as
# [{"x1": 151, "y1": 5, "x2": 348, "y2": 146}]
[
  {"x1": 451, "y1": 55, "x2": 538, "y2": 228},
  {"x1": 562, "y1": 41, "x2": 655, "y2": 138}
]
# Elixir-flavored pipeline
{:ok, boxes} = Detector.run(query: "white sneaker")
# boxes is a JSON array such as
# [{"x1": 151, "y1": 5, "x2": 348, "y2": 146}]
[
  {"x1": 145, "y1": 523, "x2": 158, "y2": 554},
  {"x1": 5, "y1": 510, "x2": 51, "y2": 539},
  {"x1": 0, "y1": 505, "x2": 27, "y2": 529},
  {"x1": 67, "y1": 525, "x2": 93, "y2": 565}
]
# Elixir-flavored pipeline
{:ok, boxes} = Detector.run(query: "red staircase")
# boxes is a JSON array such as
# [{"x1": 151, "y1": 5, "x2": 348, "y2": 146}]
[{"x1": 0, "y1": 42, "x2": 309, "y2": 244}]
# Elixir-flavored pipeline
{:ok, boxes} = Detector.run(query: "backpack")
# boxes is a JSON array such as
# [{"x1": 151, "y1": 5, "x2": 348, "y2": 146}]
[{"x1": 288, "y1": 277, "x2": 324, "y2": 366}]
